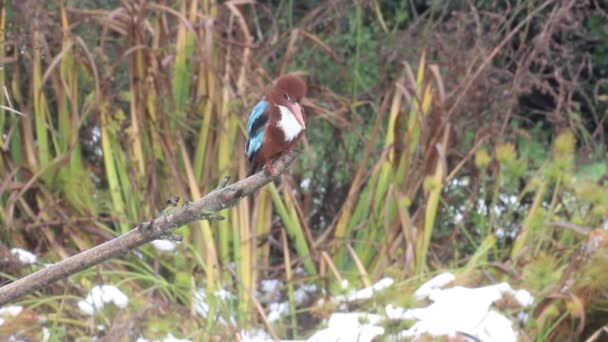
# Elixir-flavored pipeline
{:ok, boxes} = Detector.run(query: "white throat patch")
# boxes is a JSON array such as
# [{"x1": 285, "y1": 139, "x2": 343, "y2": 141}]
[{"x1": 276, "y1": 105, "x2": 304, "y2": 142}]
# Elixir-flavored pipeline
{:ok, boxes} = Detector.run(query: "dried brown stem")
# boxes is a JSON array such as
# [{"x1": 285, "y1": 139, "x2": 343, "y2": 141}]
[{"x1": 0, "y1": 152, "x2": 298, "y2": 306}]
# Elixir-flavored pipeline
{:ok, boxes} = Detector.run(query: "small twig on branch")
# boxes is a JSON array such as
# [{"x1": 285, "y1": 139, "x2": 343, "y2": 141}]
[{"x1": 0, "y1": 152, "x2": 298, "y2": 306}]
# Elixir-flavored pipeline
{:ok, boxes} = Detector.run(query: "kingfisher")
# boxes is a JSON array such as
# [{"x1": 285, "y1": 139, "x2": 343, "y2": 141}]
[{"x1": 245, "y1": 75, "x2": 307, "y2": 176}]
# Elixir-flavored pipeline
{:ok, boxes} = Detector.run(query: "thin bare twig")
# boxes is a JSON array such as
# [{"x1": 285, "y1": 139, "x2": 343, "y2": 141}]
[{"x1": 0, "y1": 152, "x2": 298, "y2": 306}]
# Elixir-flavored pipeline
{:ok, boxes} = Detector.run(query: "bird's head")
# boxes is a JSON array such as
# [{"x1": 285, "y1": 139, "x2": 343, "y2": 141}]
[{"x1": 269, "y1": 75, "x2": 307, "y2": 129}]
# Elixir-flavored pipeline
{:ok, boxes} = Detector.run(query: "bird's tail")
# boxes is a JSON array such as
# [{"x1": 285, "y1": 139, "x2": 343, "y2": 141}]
[{"x1": 248, "y1": 160, "x2": 258, "y2": 176}]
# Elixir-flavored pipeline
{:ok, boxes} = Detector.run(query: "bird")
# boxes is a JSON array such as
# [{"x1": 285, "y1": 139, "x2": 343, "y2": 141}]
[{"x1": 245, "y1": 75, "x2": 307, "y2": 176}]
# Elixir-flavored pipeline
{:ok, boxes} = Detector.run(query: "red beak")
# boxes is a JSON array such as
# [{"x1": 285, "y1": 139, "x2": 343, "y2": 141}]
[{"x1": 288, "y1": 102, "x2": 306, "y2": 129}]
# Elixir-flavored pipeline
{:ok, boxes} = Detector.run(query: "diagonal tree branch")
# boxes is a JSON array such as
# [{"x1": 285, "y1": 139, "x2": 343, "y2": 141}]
[{"x1": 0, "y1": 152, "x2": 299, "y2": 306}]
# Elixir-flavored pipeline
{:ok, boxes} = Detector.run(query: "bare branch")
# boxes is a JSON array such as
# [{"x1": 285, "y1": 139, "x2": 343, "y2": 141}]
[{"x1": 0, "y1": 152, "x2": 298, "y2": 306}]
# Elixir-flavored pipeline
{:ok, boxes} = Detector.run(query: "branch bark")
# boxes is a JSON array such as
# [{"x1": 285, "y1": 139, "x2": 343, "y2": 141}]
[{"x1": 0, "y1": 152, "x2": 298, "y2": 306}]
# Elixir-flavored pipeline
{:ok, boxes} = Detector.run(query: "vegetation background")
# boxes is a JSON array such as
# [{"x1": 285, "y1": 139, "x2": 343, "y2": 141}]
[{"x1": 0, "y1": 0, "x2": 607, "y2": 340}]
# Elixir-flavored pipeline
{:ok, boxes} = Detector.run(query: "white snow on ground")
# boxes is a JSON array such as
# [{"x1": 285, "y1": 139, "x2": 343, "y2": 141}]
[
  {"x1": 334, "y1": 277, "x2": 394, "y2": 302},
  {"x1": 0, "y1": 305, "x2": 23, "y2": 327},
  {"x1": 78, "y1": 285, "x2": 129, "y2": 315},
  {"x1": 453, "y1": 211, "x2": 464, "y2": 224},
  {"x1": 136, "y1": 333, "x2": 191, "y2": 342},
  {"x1": 268, "y1": 302, "x2": 289, "y2": 322},
  {"x1": 514, "y1": 288, "x2": 535, "y2": 306},
  {"x1": 242, "y1": 278, "x2": 395, "y2": 342},
  {"x1": 214, "y1": 288, "x2": 235, "y2": 301},
  {"x1": 10, "y1": 248, "x2": 37, "y2": 264},
  {"x1": 386, "y1": 273, "x2": 534, "y2": 342},
  {"x1": 266, "y1": 281, "x2": 319, "y2": 322},
  {"x1": 499, "y1": 194, "x2": 518, "y2": 205},
  {"x1": 300, "y1": 178, "x2": 311, "y2": 190},
  {"x1": 496, "y1": 227, "x2": 506, "y2": 238},
  {"x1": 193, "y1": 287, "x2": 236, "y2": 325},
  {"x1": 193, "y1": 288, "x2": 209, "y2": 317},
  {"x1": 42, "y1": 327, "x2": 50, "y2": 342},
  {"x1": 259, "y1": 279, "x2": 283, "y2": 303},
  {"x1": 261, "y1": 279, "x2": 283, "y2": 293},
  {"x1": 448, "y1": 177, "x2": 470, "y2": 188},
  {"x1": 517, "y1": 311, "x2": 530, "y2": 323},
  {"x1": 0, "y1": 305, "x2": 23, "y2": 317},
  {"x1": 243, "y1": 273, "x2": 533, "y2": 342},
  {"x1": 477, "y1": 199, "x2": 488, "y2": 214},
  {"x1": 294, "y1": 284, "x2": 318, "y2": 305},
  {"x1": 241, "y1": 313, "x2": 385, "y2": 342},
  {"x1": 151, "y1": 239, "x2": 176, "y2": 252},
  {"x1": 306, "y1": 313, "x2": 384, "y2": 342},
  {"x1": 241, "y1": 328, "x2": 274, "y2": 342},
  {"x1": 162, "y1": 333, "x2": 191, "y2": 342},
  {"x1": 414, "y1": 272, "x2": 455, "y2": 300}
]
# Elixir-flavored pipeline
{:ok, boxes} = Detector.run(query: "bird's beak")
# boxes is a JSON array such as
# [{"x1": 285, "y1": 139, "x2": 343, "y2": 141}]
[{"x1": 288, "y1": 102, "x2": 306, "y2": 129}]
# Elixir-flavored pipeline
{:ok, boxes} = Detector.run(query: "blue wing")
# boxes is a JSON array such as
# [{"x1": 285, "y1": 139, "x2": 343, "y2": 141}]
[{"x1": 246, "y1": 100, "x2": 269, "y2": 159}]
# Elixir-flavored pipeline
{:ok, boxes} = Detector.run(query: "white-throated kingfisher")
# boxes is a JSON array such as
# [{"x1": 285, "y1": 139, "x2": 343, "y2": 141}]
[{"x1": 245, "y1": 75, "x2": 307, "y2": 176}]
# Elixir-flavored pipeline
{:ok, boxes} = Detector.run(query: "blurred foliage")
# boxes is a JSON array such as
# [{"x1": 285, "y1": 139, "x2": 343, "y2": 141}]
[{"x1": 0, "y1": 0, "x2": 607, "y2": 341}]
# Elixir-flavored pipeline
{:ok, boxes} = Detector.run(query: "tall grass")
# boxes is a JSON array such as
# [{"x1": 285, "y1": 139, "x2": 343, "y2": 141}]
[{"x1": 331, "y1": 52, "x2": 448, "y2": 277}]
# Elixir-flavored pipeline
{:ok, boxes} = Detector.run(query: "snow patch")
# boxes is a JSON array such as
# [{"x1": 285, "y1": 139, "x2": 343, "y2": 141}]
[
  {"x1": 260, "y1": 279, "x2": 283, "y2": 294},
  {"x1": 493, "y1": 205, "x2": 505, "y2": 216},
  {"x1": 193, "y1": 288, "x2": 209, "y2": 318},
  {"x1": 0, "y1": 305, "x2": 23, "y2": 326},
  {"x1": 453, "y1": 212, "x2": 464, "y2": 224},
  {"x1": 214, "y1": 288, "x2": 235, "y2": 301},
  {"x1": 294, "y1": 283, "x2": 317, "y2": 306},
  {"x1": 136, "y1": 333, "x2": 191, "y2": 342},
  {"x1": 78, "y1": 285, "x2": 128, "y2": 315},
  {"x1": 239, "y1": 274, "x2": 532, "y2": 342},
  {"x1": 193, "y1": 288, "x2": 235, "y2": 325},
  {"x1": 268, "y1": 302, "x2": 289, "y2": 322},
  {"x1": 163, "y1": 333, "x2": 191, "y2": 342},
  {"x1": 496, "y1": 227, "x2": 506, "y2": 238},
  {"x1": 0, "y1": 306, "x2": 23, "y2": 317},
  {"x1": 335, "y1": 277, "x2": 394, "y2": 302},
  {"x1": 386, "y1": 273, "x2": 534, "y2": 342},
  {"x1": 259, "y1": 279, "x2": 283, "y2": 304},
  {"x1": 300, "y1": 178, "x2": 311, "y2": 190},
  {"x1": 514, "y1": 289, "x2": 534, "y2": 306},
  {"x1": 241, "y1": 329, "x2": 274, "y2": 342},
  {"x1": 414, "y1": 272, "x2": 455, "y2": 300},
  {"x1": 306, "y1": 313, "x2": 384, "y2": 342},
  {"x1": 151, "y1": 239, "x2": 176, "y2": 252},
  {"x1": 42, "y1": 327, "x2": 50, "y2": 342},
  {"x1": 477, "y1": 199, "x2": 488, "y2": 214},
  {"x1": 499, "y1": 194, "x2": 518, "y2": 205},
  {"x1": 259, "y1": 279, "x2": 318, "y2": 323},
  {"x1": 10, "y1": 248, "x2": 37, "y2": 264},
  {"x1": 448, "y1": 177, "x2": 470, "y2": 188}
]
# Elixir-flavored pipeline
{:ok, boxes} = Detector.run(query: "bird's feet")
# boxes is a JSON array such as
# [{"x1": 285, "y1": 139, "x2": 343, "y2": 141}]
[{"x1": 266, "y1": 160, "x2": 277, "y2": 176}]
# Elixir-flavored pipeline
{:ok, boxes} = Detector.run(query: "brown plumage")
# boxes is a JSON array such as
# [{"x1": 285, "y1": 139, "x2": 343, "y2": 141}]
[{"x1": 246, "y1": 75, "x2": 307, "y2": 176}]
